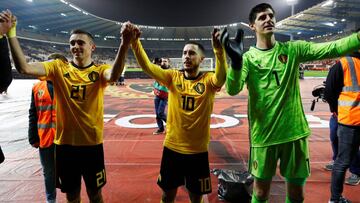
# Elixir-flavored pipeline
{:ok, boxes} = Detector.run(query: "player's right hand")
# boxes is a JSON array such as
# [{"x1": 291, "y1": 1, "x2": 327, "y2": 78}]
[{"x1": 121, "y1": 21, "x2": 141, "y2": 44}]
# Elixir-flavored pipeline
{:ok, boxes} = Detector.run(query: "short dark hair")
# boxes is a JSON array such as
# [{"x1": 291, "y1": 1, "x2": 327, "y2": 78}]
[
  {"x1": 70, "y1": 29, "x2": 94, "y2": 41},
  {"x1": 48, "y1": 53, "x2": 68, "y2": 62},
  {"x1": 153, "y1": 57, "x2": 162, "y2": 65},
  {"x1": 249, "y1": 3, "x2": 275, "y2": 24},
  {"x1": 185, "y1": 41, "x2": 205, "y2": 55}
]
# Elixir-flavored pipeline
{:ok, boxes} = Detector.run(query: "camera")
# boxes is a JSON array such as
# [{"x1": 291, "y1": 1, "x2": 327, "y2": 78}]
[{"x1": 310, "y1": 81, "x2": 326, "y2": 111}]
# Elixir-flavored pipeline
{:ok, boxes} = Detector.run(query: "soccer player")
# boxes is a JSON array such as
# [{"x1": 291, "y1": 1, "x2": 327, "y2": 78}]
[
  {"x1": 28, "y1": 53, "x2": 68, "y2": 203},
  {"x1": 1, "y1": 10, "x2": 130, "y2": 203},
  {"x1": 0, "y1": 9, "x2": 14, "y2": 95},
  {"x1": 224, "y1": 3, "x2": 360, "y2": 203},
  {"x1": 0, "y1": 9, "x2": 15, "y2": 164},
  {"x1": 122, "y1": 22, "x2": 227, "y2": 203}
]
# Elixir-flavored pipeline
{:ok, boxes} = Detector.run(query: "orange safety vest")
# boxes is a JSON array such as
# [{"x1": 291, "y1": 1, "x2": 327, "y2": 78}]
[
  {"x1": 338, "y1": 56, "x2": 360, "y2": 126},
  {"x1": 33, "y1": 81, "x2": 56, "y2": 148}
]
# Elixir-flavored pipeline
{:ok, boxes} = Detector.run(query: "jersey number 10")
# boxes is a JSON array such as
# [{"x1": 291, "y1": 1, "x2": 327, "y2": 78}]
[{"x1": 182, "y1": 96, "x2": 195, "y2": 111}]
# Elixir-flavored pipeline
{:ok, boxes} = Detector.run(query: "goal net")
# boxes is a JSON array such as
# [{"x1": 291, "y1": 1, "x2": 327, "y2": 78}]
[{"x1": 169, "y1": 58, "x2": 214, "y2": 71}]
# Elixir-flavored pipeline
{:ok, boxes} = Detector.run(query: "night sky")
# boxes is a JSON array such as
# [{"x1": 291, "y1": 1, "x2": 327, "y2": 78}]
[{"x1": 67, "y1": 0, "x2": 325, "y2": 27}]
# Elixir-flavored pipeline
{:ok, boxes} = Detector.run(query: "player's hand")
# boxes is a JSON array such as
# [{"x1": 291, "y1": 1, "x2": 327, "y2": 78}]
[
  {"x1": 211, "y1": 28, "x2": 221, "y2": 49},
  {"x1": 121, "y1": 21, "x2": 141, "y2": 45},
  {"x1": 220, "y1": 28, "x2": 244, "y2": 70},
  {"x1": 0, "y1": 9, "x2": 16, "y2": 37}
]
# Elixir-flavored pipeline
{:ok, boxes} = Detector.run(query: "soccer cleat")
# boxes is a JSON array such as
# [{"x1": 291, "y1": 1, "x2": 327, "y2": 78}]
[
  {"x1": 328, "y1": 196, "x2": 352, "y2": 203},
  {"x1": 324, "y1": 161, "x2": 334, "y2": 171},
  {"x1": 345, "y1": 173, "x2": 360, "y2": 186},
  {"x1": 153, "y1": 129, "x2": 164, "y2": 135}
]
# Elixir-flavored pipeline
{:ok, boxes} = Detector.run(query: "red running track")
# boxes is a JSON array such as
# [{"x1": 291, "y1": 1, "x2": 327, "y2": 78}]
[{"x1": 0, "y1": 78, "x2": 358, "y2": 203}]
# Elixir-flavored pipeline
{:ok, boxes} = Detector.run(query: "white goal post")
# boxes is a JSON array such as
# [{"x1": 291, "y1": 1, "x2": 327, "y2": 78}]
[{"x1": 169, "y1": 58, "x2": 214, "y2": 71}]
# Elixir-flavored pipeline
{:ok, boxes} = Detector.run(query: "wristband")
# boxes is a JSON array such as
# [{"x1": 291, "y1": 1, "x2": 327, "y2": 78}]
[{"x1": 7, "y1": 22, "x2": 16, "y2": 38}]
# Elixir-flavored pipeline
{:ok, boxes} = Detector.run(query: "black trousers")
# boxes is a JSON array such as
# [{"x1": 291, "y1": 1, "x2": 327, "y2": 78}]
[
  {"x1": 330, "y1": 124, "x2": 360, "y2": 201},
  {"x1": 0, "y1": 37, "x2": 13, "y2": 93},
  {"x1": 0, "y1": 146, "x2": 5, "y2": 164}
]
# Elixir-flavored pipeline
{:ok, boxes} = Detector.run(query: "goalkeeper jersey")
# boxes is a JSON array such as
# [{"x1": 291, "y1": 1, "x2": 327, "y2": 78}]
[{"x1": 226, "y1": 33, "x2": 360, "y2": 147}]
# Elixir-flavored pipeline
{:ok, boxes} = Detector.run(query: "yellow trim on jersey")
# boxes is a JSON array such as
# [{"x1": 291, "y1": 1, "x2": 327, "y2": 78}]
[
  {"x1": 132, "y1": 39, "x2": 228, "y2": 154},
  {"x1": 42, "y1": 59, "x2": 111, "y2": 146}
]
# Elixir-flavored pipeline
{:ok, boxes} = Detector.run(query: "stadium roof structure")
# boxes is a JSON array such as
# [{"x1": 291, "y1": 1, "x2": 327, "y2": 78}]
[{"x1": 1, "y1": 0, "x2": 359, "y2": 49}]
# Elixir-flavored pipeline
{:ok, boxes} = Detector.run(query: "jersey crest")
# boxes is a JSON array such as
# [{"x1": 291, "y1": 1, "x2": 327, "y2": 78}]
[
  {"x1": 194, "y1": 83, "x2": 205, "y2": 94},
  {"x1": 88, "y1": 71, "x2": 100, "y2": 82},
  {"x1": 278, "y1": 54, "x2": 288, "y2": 64}
]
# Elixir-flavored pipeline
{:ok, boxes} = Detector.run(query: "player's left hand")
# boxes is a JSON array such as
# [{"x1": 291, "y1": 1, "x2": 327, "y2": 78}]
[{"x1": 212, "y1": 28, "x2": 221, "y2": 49}]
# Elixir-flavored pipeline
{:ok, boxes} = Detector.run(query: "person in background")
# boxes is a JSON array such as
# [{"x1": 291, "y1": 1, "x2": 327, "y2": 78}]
[
  {"x1": 28, "y1": 53, "x2": 68, "y2": 203},
  {"x1": 325, "y1": 46, "x2": 360, "y2": 203},
  {"x1": 116, "y1": 66, "x2": 127, "y2": 86},
  {"x1": 152, "y1": 57, "x2": 170, "y2": 135},
  {"x1": 0, "y1": 9, "x2": 15, "y2": 164}
]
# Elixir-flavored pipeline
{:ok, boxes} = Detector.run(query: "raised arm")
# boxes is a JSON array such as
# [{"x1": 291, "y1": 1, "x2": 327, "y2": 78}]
[
  {"x1": 103, "y1": 24, "x2": 131, "y2": 82},
  {"x1": 0, "y1": 10, "x2": 46, "y2": 77},
  {"x1": 221, "y1": 28, "x2": 245, "y2": 95},
  {"x1": 211, "y1": 28, "x2": 228, "y2": 87},
  {"x1": 124, "y1": 22, "x2": 171, "y2": 85}
]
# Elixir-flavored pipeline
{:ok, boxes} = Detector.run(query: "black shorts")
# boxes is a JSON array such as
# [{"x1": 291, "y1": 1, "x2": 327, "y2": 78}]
[
  {"x1": 55, "y1": 144, "x2": 106, "y2": 193},
  {"x1": 157, "y1": 147, "x2": 212, "y2": 195}
]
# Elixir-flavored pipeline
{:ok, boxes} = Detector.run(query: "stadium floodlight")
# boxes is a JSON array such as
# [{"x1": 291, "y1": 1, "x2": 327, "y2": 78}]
[
  {"x1": 286, "y1": 0, "x2": 298, "y2": 5},
  {"x1": 60, "y1": 0, "x2": 68, "y2": 5},
  {"x1": 323, "y1": 22, "x2": 335, "y2": 27},
  {"x1": 69, "y1": 4, "x2": 81, "y2": 12},
  {"x1": 240, "y1": 22, "x2": 250, "y2": 28},
  {"x1": 321, "y1": 0, "x2": 333, "y2": 7},
  {"x1": 295, "y1": 13, "x2": 304, "y2": 18}
]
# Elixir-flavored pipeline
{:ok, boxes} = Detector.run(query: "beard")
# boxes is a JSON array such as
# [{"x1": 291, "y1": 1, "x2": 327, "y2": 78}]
[
  {"x1": 160, "y1": 64, "x2": 169, "y2": 69},
  {"x1": 184, "y1": 65, "x2": 198, "y2": 73}
]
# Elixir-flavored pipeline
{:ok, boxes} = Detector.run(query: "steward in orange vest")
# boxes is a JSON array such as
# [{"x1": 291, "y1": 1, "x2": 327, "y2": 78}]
[
  {"x1": 28, "y1": 80, "x2": 57, "y2": 202},
  {"x1": 29, "y1": 81, "x2": 56, "y2": 147},
  {"x1": 324, "y1": 50, "x2": 360, "y2": 202},
  {"x1": 325, "y1": 51, "x2": 360, "y2": 125}
]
